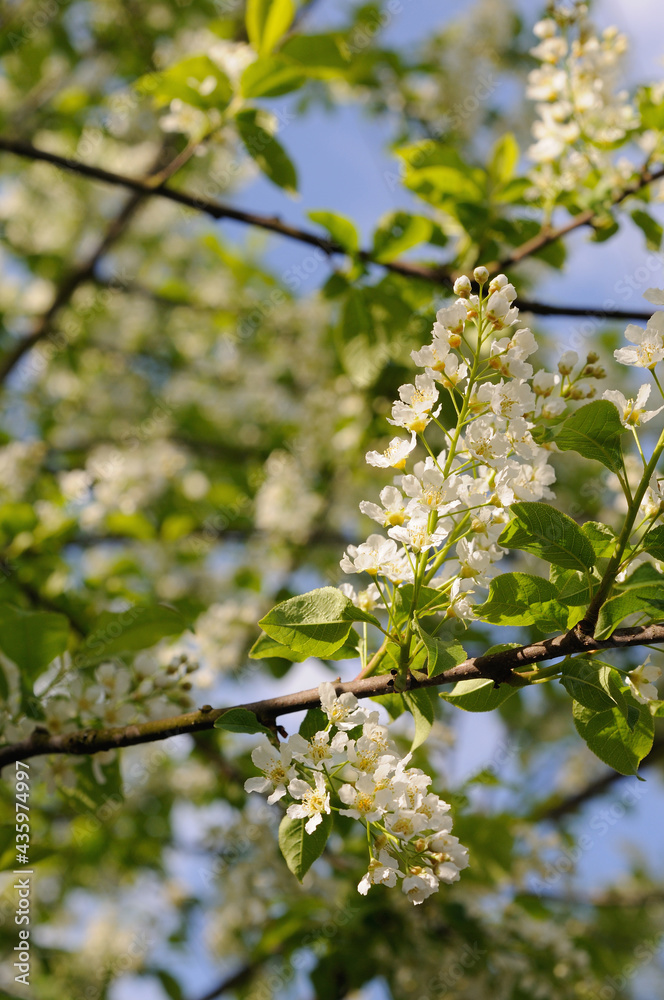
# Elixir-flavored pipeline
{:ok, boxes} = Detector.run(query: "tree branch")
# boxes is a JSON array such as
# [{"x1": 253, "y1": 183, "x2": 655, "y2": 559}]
[
  {"x1": 0, "y1": 136, "x2": 203, "y2": 384},
  {"x1": 2, "y1": 622, "x2": 664, "y2": 770},
  {"x1": 0, "y1": 136, "x2": 660, "y2": 324},
  {"x1": 484, "y1": 161, "x2": 664, "y2": 275},
  {"x1": 534, "y1": 735, "x2": 664, "y2": 821}
]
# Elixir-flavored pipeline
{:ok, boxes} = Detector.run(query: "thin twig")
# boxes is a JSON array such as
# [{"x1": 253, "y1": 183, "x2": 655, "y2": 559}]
[
  {"x1": 2, "y1": 621, "x2": 664, "y2": 770},
  {"x1": 1, "y1": 136, "x2": 662, "y2": 322}
]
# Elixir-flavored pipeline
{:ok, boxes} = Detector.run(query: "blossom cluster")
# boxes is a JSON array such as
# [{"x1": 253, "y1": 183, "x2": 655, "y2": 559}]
[
  {"x1": 526, "y1": 5, "x2": 640, "y2": 201},
  {"x1": 338, "y1": 267, "x2": 599, "y2": 621},
  {"x1": 245, "y1": 682, "x2": 469, "y2": 904},
  {"x1": 610, "y1": 285, "x2": 664, "y2": 521}
]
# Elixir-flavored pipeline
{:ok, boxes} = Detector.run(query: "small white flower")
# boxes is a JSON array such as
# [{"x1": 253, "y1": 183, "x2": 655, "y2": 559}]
[
  {"x1": 287, "y1": 772, "x2": 331, "y2": 834},
  {"x1": 319, "y1": 681, "x2": 371, "y2": 730},
  {"x1": 360, "y1": 485, "x2": 408, "y2": 527},
  {"x1": 244, "y1": 740, "x2": 297, "y2": 804},
  {"x1": 402, "y1": 867, "x2": 439, "y2": 904},
  {"x1": 626, "y1": 657, "x2": 661, "y2": 704},
  {"x1": 358, "y1": 850, "x2": 402, "y2": 895},
  {"x1": 604, "y1": 384, "x2": 664, "y2": 427},
  {"x1": 615, "y1": 313, "x2": 664, "y2": 369},
  {"x1": 287, "y1": 729, "x2": 348, "y2": 769},
  {"x1": 388, "y1": 374, "x2": 441, "y2": 433},
  {"x1": 339, "y1": 773, "x2": 387, "y2": 821},
  {"x1": 644, "y1": 288, "x2": 664, "y2": 305},
  {"x1": 340, "y1": 533, "x2": 412, "y2": 582},
  {"x1": 366, "y1": 432, "x2": 417, "y2": 470}
]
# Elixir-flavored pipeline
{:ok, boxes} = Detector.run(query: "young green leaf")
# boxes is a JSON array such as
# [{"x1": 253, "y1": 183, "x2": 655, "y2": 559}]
[
  {"x1": 572, "y1": 697, "x2": 654, "y2": 775},
  {"x1": 560, "y1": 657, "x2": 621, "y2": 712},
  {"x1": 241, "y1": 56, "x2": 305, "y2": 98},
  {"x1": 488, "y1": 132, "x2": 519, "y2": 185},
  {"x1": 278, "y1": 812, "x2": 332, "y2": 881},
  {"x1": 281, "y1": 34, "x2": 350, "y2": 73},
  {"x1": 307, "y1": 210, "x2": 359, "y2": 253},
  {"x1": 299, "y1": 708, "x2": 328, "y2": 740},
  {"x1": 556, "y1": 400, "x2": 625, "y2": 474},
  {"x1": 440, "y1": 677, "x2": 519, "y2": 713},
  {"x1": 581, "y1": 521, "x2": 617, "y2": 559},
  {"x1": 476, "y1": 572, "x2": 570, "y2": 631},
  {"x1": 246, "y1": 0, "x2": 295, "y2": 55},
  {"x1": 498, "y1": 502, "x2": 595, "y2": 572},
  {"x1": 595, "y1": 585, "x2": 664, "y2": 640},
  {"x1": 236, "y1": 110, "x2": 298, "y2": 192},
  {"x1": 413, "y1": 620, "x2": 467, "y2": 677},
  {"x1": 214, "y1": 708, "x2": 274, "y2": 736},
  {"x1": 249, "y1": 631, "x2": 308, "y2": 662},
  {"x1": 403, "y1": 688, "x2": 437, "y2": 750},
  {"x1": 137, "y1": 56, "x2": 232, "y2": 111},
  {"x1": 642, "y1": 524, "x2": 664, "y2": 561},
  {"x1": 258, "y1": 587, "x2": 376, "y2": 659},
  {"x1": 372, "y1": 211, "x2": 433, "y2": 262},
  {"x1": 0, "y1": 605, "x2": 69, "y2": 682}
]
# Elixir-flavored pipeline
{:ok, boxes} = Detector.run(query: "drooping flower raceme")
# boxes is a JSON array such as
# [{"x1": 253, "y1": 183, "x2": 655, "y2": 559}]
[{"x1": 245, "y1": 682, "x2": 469, "y2": 904}]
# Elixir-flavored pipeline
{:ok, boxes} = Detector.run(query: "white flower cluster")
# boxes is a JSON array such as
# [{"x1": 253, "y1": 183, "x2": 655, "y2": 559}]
[
  {"x1": 526, "y1": 5, "x2": 639, "y2": 199},
  {"x1": 339, "y1": 269, "x2": 583, "y2": 620},
  {"x1": 610, "y1": 286, "x2": 664, "y2": 522},
  {"x1": 245, "y1": 682, "x2": 468, "y2": 904}
]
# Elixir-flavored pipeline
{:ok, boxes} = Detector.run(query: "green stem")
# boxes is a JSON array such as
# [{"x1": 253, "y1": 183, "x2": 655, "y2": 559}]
[{"x1": 580, "y1": 422, "x2": 664, "y2": 634}]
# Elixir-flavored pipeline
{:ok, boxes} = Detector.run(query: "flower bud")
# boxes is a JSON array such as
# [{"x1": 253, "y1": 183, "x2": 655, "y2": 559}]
[
  {"x1": 473, "y1": 266, "x2": 489, "y2": 284},
  {"x1": 586, "y1": 351, "x2": 599, "y2": 363},
  {"x1": 453, "y1": 275, "x2": 472, "y2": 298},
  {"x1": 558, "y1": 350, "x2": 578, "y2": 375}
]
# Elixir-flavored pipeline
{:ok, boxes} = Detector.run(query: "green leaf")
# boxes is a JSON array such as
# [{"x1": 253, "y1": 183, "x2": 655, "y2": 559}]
[
  {"x1": 299, "y1": 708, "x2": 328, "y2": 740},
  {"x1": 246, "y1": 0, "x2": 295, "y2": 55},
  {"x1": 548, "y1": 566, "x2": 592, "y2": 606},
  {"x1": 307, "y1": 210, "x2": 359, "y2": 252},
  {"x1": 249, "y1": 631, "x2": 308, "y2": 662},
  {"x1": 258, "y1": 587, "x2": 377, "y2": 659},
  {"x1": 236, "y1": 109, "x2": 297, "y2": 192},
  {"x1": 138, "y1": 56, "x2": 232, "y2": 112},
  {"x1": 488, "y1": 132, "x2": 519, "y2": 185},
  {"x1": 581, "y1": 521, "x2": 617, "y2": 559},
  {"x1": 413, "y1": 620, "x2": 466, "y2": 677},
  {"x1": 476, "y1": 572, "x2": 570, "y2": 631},
  {"x1": 642, "y1": 524, "x2": 664, "y2": 561},
  {"x1": 74, "y1": 605, "x2": 189, "y2": 667},
  {"x1": 372, "y1": 211, "x2": 432, "y2": 262},
  {"x1": 573, "y1": 697, "x2": 654, "y2": 775},
  {"x1": 394, "y1": 584, "x2": 448, "y2": 623},
  {"x1": 278, "y1": 812, "x2": 332, "y2": 881},
  {"x1": 595, "y1": 585, "x2": 664, "y2": 640},
  {"x1": 214, "y1": 708, "x2": 273, "y2": 736},
  {"x1": 560, "y1": 657, "x2": 621, "y2": 711},
  {"x1": 631, "y1": 208, "x2": 663, "y2": 250},
  {"x1": 556, "y1": 400, "x2": 625, "y2": 474},
  {"x1": 155, "y1": 971, "x2": 184, "y2": 1000},
  {"x1": 241, "y1": 55, "x2": 305, "y2": 98},
  {"x1": 440, "y1": 677, "x2": 519, "y2": 713},
  {"x1": 403, "y1": 688, "x2": 437, "y2": 750},
  {"x1": 281, "y1": 34, "x2": 350, "y2": 73},
  {"x1": 498, "y1": 502, "x2": 595, "y2": 572},
  {"x1": 0, "y1": 605, "x2": 69, "y2": 683}
]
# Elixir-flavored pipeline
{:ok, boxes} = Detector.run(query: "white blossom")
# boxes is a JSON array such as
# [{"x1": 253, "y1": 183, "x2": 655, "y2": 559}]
[
  {"x1": 287, "y1": 772, "x2": 331, "y2": 834},
  {"x1": 603, "y1": 384, "x2": 664, "y2": 427}
]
